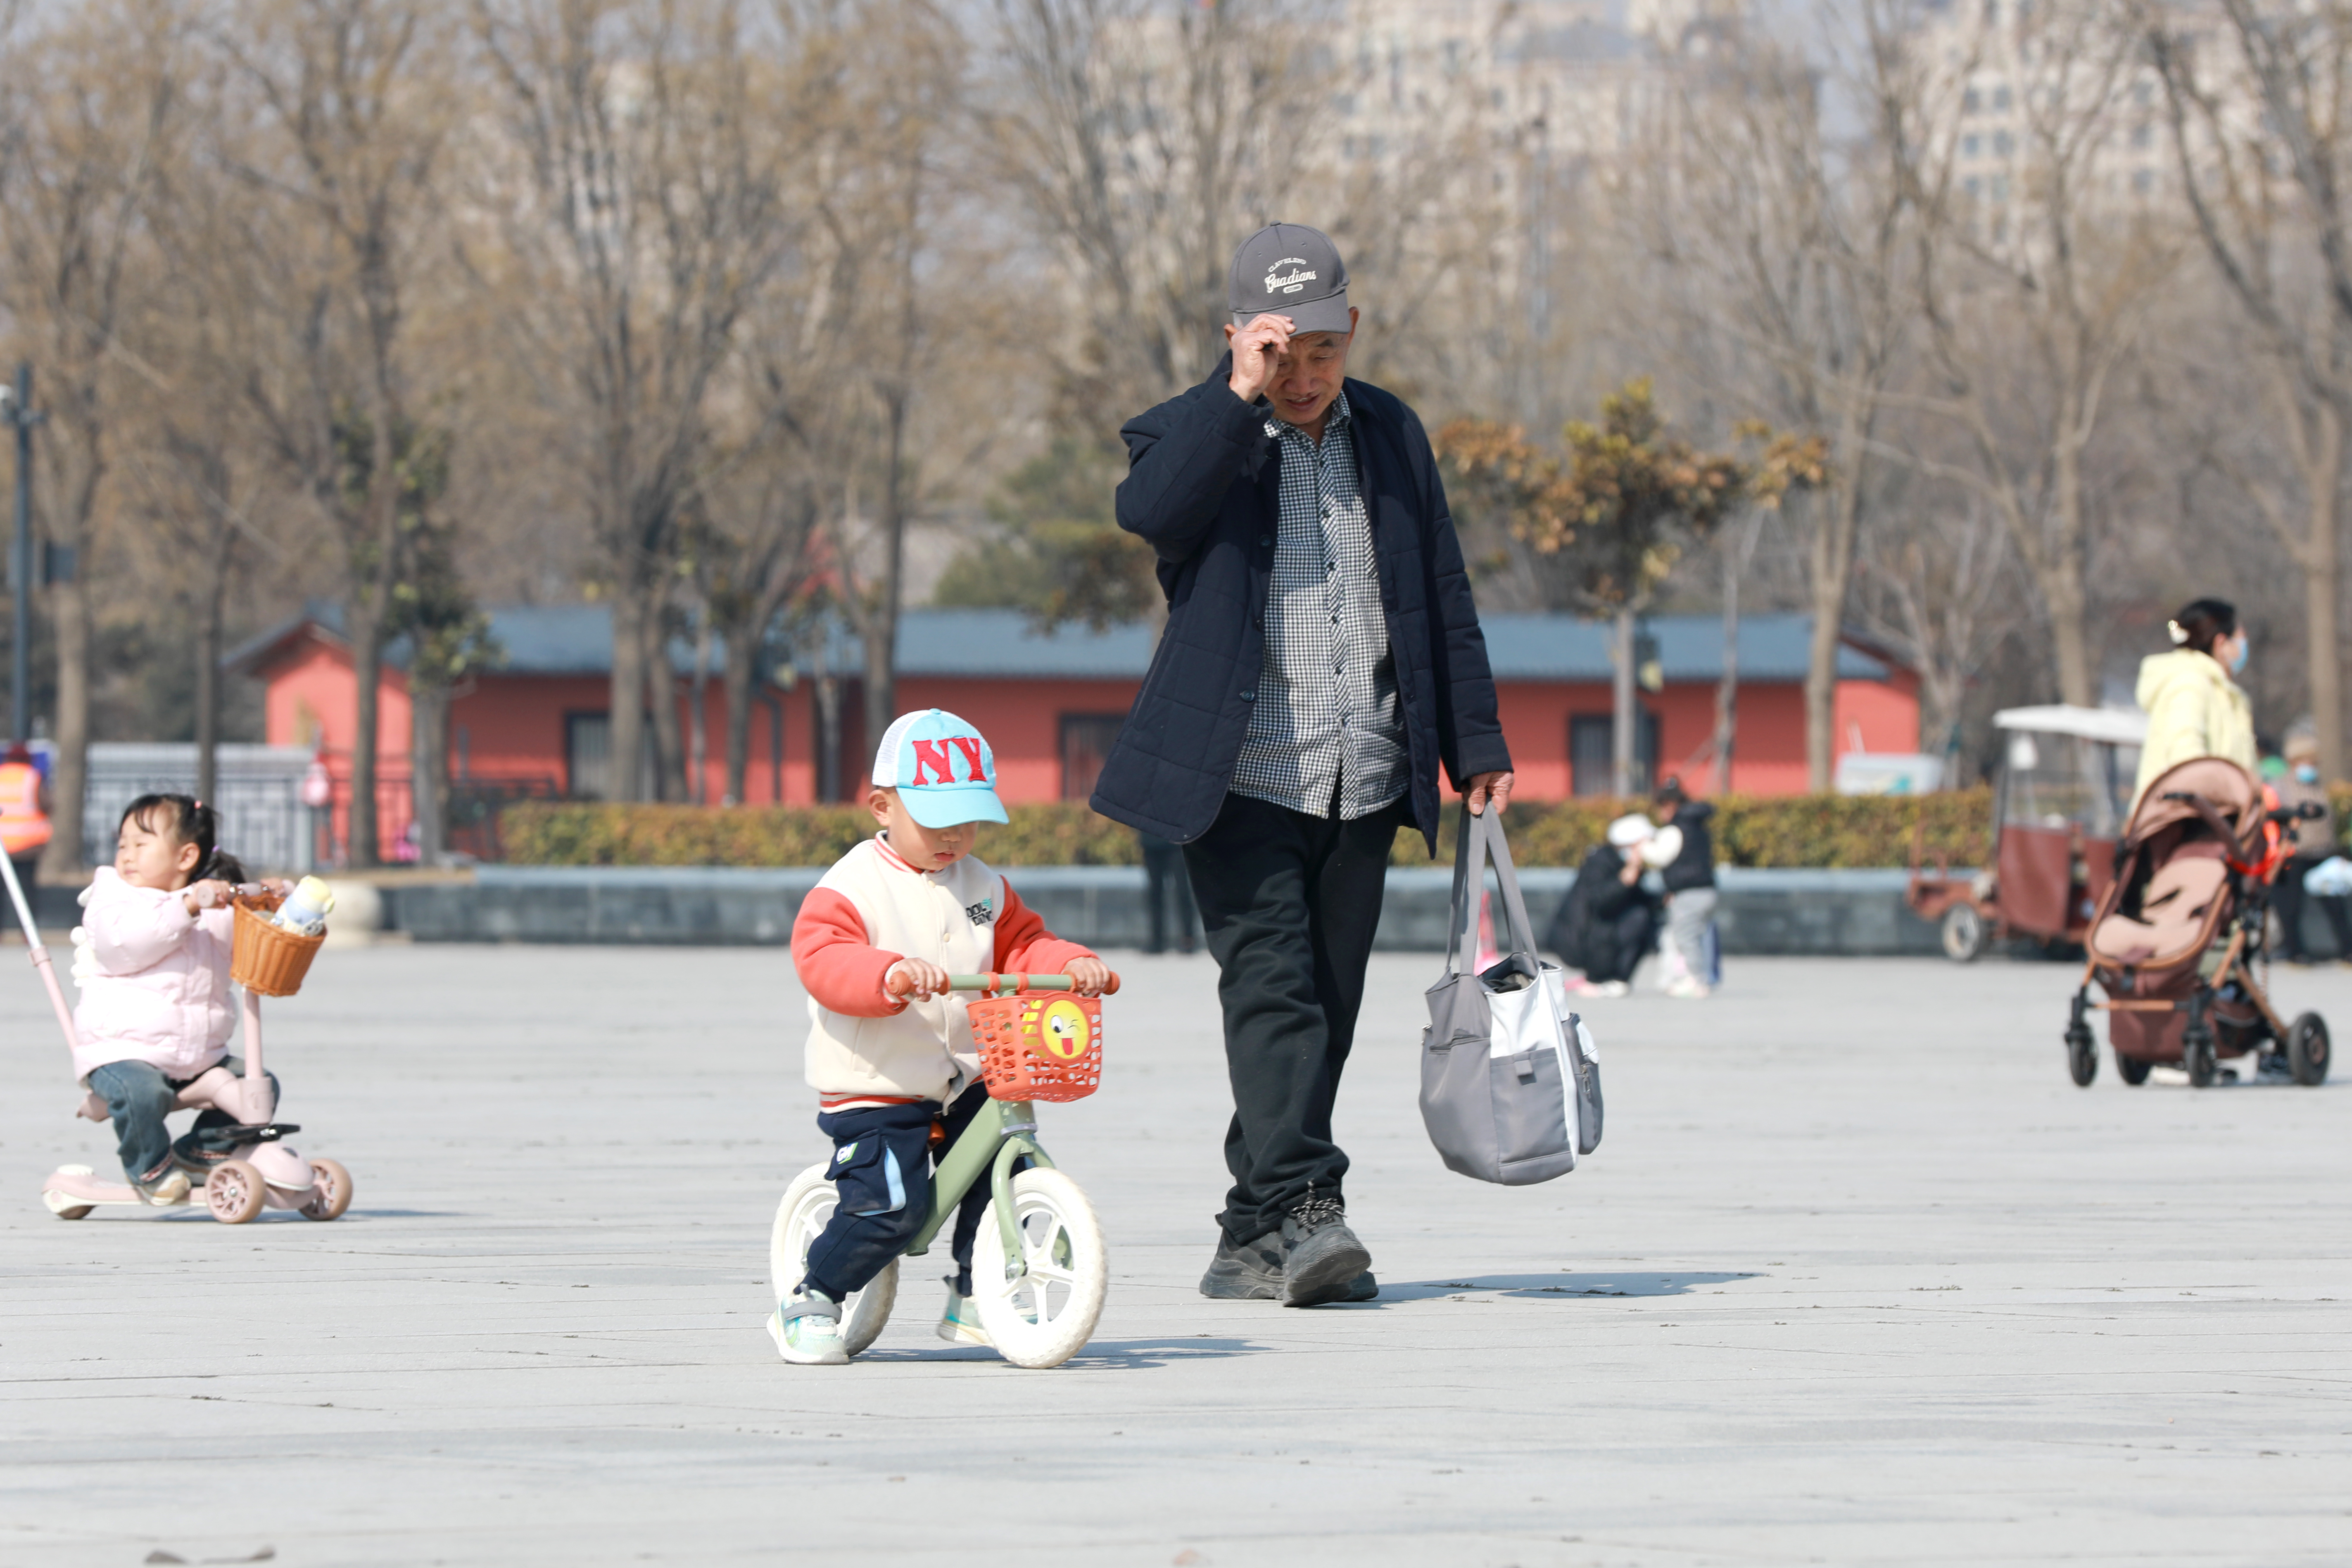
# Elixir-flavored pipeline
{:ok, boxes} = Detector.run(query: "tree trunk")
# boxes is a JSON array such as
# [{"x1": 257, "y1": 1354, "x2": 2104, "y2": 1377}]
[
  {"x1": 608, "y1": 585, "x2": 649, "y2": 803},
  {"x1": 195, "y1": 591, "x2": 221, "y2": 810},
  {"x1": 1611, "y1": 608, "x2": 1637, "y2": 797},
  {"x1": 862, "y1": 389, "x2": 910, "y2": 748},
  {"x1": 689, "y1": 620, "x2": 711, "y2": 804},
  {"x1": 2307, "y1": 445, "x2": 2345, "y2": 783},
  {"x1": 1806, "y1": 480, "x2": 1863, "y2": 793},
  {"x1": 2043, "y1": 552, "x2": 2095, "y2": 709},
  {"x1": 722, "y1": 631, "x2": 758, "y2": 807},
  {"x1": 194, "y1": 537, "x2": 234, "y2": 809},
  {"x1": 36, "y1": 573, "x2": 88, "y2": 881},
  {"x1": 348, "y1": 603, "x2": 383, "y2": 868},
  {"x1": 646, "y1": 617, "x2": 688, "y2": 803},
  {"x1": 815, "y1": 672, "x2": 842, "y2": 803},
  {"x1": 2046, "y1": 442, "x2": 2096, "y2": 708},
  {"x1": 410, "y1": 680, "x2": 447, "y2": 865},
  {"x1": 1714, "y1": 546, "x2": 1739, "y2": 798}
]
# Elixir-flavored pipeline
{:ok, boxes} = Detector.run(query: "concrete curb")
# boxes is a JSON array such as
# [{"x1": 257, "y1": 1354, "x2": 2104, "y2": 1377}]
[{"x1": 376, "y1": 863, "x2": 1954, "y2": 955}]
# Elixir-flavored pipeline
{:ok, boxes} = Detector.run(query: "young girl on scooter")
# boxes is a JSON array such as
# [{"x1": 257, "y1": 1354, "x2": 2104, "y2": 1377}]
[{"x1": 74, "y1": 794, "x2": 273, "y2": 1203}]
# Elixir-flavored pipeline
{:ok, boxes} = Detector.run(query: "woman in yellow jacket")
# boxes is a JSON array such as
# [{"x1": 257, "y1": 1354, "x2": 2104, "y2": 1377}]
[{"x1": 2132, "y1": 597, "x2": 2257, "y2": 808}]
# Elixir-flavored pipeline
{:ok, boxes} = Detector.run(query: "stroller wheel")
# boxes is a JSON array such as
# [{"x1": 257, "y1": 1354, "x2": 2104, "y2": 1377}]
[
  {"x1": 2115, "y1": 1052, "x2": 2152, "y2": 1086},
  {"x1": 2288, "y1": 1013, "x2": 2331, "y2": 1087},
  {"x1": 2065, "y1": 1026, "x2": 2097, "y2": 1087},
  {"x1": 2183, "y1": 1027, "x2": 2218, "y2": 1089}
]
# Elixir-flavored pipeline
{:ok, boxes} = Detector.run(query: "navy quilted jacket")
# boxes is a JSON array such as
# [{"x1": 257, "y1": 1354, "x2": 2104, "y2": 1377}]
[{"x1": 1088, "y1": 357, "x2": 1512, "y2": 851}]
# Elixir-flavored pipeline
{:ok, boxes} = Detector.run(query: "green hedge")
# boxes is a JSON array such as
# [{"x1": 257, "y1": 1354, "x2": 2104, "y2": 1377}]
[{"x1": 501, "y1": 790, "x2": 1999, "y2": 870}]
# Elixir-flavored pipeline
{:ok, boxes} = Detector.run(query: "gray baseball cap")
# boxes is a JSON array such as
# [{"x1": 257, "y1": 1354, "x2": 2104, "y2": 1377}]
[{"x1": 1228, "y1": 223, "x2": 1353, "y2": 337}]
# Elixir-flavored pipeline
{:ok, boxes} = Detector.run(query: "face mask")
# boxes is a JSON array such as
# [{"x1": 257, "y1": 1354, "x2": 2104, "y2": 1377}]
[
  {"x1": 2297, "y1": 764, "x2": 2320, "y2": 784},
  {"x1": 2229, "y1": 637, "x2": 2248, "y2": 674}
]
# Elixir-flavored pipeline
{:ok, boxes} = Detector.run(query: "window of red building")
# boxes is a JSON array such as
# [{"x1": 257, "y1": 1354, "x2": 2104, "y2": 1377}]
[
  {"x1": 1059, "y1": 714, "x2": 1126, "y2": 801},
  {"x1": 1569, "y1": 710, "x2": 1658, "y2": 796}
]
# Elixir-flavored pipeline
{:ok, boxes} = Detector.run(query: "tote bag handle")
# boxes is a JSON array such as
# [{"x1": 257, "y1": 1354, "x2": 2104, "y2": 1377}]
[{"x1": 1443, "y1": 804, "x2": 1545, "y2": 978}]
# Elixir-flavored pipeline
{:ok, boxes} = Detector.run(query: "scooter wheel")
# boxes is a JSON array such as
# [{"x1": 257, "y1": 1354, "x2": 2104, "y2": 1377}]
[
  {"x1": 51, "y1": 1203, "x2": 93, "y2": 1221},
  {"x1": 299, "y1": 1158, "x2": 353, "y2": 1221},
  {"x1": 207, "y1": 1159, "x2": 266, "y2": 1224}
]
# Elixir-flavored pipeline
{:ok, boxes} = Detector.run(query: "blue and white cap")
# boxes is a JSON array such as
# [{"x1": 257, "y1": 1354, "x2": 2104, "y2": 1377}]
[{"x1": 871, "y1": 709, "x2": 1009, "y2": 829}]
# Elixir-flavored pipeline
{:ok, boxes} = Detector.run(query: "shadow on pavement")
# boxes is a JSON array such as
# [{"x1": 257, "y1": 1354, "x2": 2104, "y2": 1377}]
[
  {"x1": 858, "y1": 1337, "x2": 1264, "y2": 1369},
  {"x1": 1366, "y1": 1271, "x2": 1758, "y2": 1302}
]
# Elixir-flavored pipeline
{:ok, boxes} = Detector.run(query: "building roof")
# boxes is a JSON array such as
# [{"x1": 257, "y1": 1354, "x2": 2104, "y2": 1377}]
[
  {"x1": 1478, "y1": 613, "x2": 1889, "y2": 682},
  {"x1": 230, "y1": 604, "x2": 1897, "y2": 685}
]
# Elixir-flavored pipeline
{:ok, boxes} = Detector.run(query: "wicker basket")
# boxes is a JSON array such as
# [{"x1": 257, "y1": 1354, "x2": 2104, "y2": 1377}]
[
  {"x1": 230, "y1": 894, "x2": 325, "y2": 998},
  {"x1": 971, "y1": 989, "x2": 1104, "y2": 1103}
]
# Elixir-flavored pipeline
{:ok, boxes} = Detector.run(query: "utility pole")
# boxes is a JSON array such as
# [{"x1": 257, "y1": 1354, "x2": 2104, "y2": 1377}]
[{"x1": 0, "y1": 364, "x2": 43, "y2": 745}]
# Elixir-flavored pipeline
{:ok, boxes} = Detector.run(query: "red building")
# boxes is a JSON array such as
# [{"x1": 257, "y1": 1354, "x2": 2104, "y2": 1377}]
[{"x1": 230, "y1": 606, "x2": 1918, "y2": 858}]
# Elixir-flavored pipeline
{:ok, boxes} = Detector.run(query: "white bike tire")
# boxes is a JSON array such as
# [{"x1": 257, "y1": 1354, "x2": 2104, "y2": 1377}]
[
  {"x1": 972, "y1": 1168, "x2": 1107, "y2": 1369},
  {"x1": 769, "y1": 1162, "x2": 898, "y2": 1356}
]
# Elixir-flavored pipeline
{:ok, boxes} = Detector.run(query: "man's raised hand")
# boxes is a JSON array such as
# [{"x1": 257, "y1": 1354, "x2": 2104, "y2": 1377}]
[{"x1": 1226, "y1": 313, "x2": 1293, "y2": 405}]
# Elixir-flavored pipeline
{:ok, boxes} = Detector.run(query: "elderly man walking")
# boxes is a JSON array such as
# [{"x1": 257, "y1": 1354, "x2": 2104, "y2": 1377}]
[{"x1": 1089, "y1": 223, "x2": 1513, "y2": 1307}]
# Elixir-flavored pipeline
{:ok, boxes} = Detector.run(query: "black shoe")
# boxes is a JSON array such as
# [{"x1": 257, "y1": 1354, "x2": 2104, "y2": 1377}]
[
  {"x1": 2257, "y1": 1052, "x2": 2296, "y2": 1082},
  {"x1": 1279, "y1": 1196, "x2": 1372, "y2": 1307},
  {"x1": 1200, "y1": 1229, "x2": 1285, "y2": 1299}
]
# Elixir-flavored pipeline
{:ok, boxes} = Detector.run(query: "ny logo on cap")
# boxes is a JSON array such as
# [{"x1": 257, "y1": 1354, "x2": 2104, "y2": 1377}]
[{"x1": 911, "y1": 736, "x2": 987, "y2": 785}]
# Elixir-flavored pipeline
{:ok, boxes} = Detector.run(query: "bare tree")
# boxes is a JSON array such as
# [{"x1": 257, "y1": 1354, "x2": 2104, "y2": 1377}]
[
  {"x1": 2147, "y1": 0, "x2": 2352, "y2": 777},
  {"x1": 209, "y1": 0, "x2": 456, "y2": 865},
  {"x1": 1851, "y1": 485, "x2": 2027, "y2": 765},
  {"x1": 1891, "y1": 0, "x2": 2178, "y2": 708},
  {"x1": 1656, "y1": 5, "x2": 1912, "y2": 789},
  {"x1": 468, "y1": 0, "x2": 809, "y2": 801},
  {"x1": 978, "y1": 0, "x2": 1340, "y2": 416},
  {"x1": 0, "y1": 0, "x2": 183, "y2": 877}
]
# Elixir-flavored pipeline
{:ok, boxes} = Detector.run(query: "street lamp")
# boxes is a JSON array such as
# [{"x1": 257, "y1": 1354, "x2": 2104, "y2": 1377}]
[{"x1": 0, "y1": 365, "x2": 43, "y2": 746}]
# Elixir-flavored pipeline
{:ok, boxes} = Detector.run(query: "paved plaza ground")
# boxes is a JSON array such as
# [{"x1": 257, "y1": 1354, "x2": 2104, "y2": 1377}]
[{"x1": 3, "y1": 943, "x2": 2348, "y2": 1566}]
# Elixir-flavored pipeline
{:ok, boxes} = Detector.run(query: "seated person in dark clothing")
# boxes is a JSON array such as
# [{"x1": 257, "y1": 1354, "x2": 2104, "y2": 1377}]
[{"x1": 1543, "y1": 814, "x2": 1661, "y2": 998}]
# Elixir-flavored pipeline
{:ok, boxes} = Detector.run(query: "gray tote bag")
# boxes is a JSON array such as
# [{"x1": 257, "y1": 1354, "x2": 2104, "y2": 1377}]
[{"x1": 1420, "y1": 805, "x2": 1604, "y2": 1185}]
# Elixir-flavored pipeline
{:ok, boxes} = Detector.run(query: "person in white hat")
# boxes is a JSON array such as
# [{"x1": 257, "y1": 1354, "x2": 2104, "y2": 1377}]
[{"x1": 1542, "y1": 814, "x2": 1661, "y2": 998}]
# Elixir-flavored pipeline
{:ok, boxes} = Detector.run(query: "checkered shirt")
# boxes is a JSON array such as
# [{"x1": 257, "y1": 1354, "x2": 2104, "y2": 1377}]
[{"x1": 1230, "y1": 391, "x2": 1411, "y2": 820}]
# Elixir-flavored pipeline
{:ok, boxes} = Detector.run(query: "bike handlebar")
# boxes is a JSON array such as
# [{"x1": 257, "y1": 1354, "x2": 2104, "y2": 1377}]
[
  {"x1": 941, "y1": 971, "x2": 1121, "y2": 996},
  {"x1": 881, "y1": 967, "x2": 1123, "y2": 999}
]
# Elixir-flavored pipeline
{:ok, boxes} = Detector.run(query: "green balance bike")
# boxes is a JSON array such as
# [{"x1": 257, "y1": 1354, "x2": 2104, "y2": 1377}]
[{"x1": 769, "y1": 971, "x2": 1115, "y2": 1369}]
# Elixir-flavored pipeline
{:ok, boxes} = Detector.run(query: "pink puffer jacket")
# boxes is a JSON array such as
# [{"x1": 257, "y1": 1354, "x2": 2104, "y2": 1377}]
[{"x1": 71, "y1": 868, "x2": 236, "y2": 1083}]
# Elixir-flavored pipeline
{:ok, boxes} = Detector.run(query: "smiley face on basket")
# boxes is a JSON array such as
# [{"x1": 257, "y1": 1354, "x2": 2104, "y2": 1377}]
[{"x1": 1036, "y1": 998, "x2": 1093, "y2": 1061}]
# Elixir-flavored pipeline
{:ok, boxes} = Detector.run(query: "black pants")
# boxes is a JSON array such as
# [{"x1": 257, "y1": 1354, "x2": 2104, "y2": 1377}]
[
  {"x1": 1183, "y1": 790, "x2": 1401, "y2": 1244},
  {"x1": 1584, "y1": 903, "x2": 1659, "y2": 984},
  {"x1": 2274, "y1": 855, "x2": 2352, "y2": 960},
  {"x1": 800, "y1": 1082, "x2": 996, "y2": 1301},
  {"x1": 1140, "y1": 833, "x2": 1198, "y2": 953}
]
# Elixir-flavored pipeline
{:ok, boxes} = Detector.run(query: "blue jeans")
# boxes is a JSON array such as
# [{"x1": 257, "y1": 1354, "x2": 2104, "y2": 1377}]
[
  {"x1": 800, "y1": 1082, "x2": 1003, "y2": 1301},
  {"x1": 84, "y1": 1057, "x2": 279, "y2": 1185}
]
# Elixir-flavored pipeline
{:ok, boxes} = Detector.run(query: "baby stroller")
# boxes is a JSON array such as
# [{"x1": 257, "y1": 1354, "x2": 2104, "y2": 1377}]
[{"x1": 2065, "y1": 757, "x2": 2331, "y2": 1088}]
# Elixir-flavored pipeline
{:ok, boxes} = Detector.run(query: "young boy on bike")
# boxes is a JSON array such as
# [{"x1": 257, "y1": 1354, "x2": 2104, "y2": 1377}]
[{"x1": 774, "y1": 709, "x2": 1111, "y2": 1365}]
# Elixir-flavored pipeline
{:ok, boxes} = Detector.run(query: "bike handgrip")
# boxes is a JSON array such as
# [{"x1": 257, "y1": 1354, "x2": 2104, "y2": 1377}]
[{"x1": 2300, "y1": 801, "x2": 2328, "y2": 820}]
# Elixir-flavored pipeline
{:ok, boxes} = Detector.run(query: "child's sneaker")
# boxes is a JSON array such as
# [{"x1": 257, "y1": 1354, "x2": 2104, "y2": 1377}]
[
  {"x1": 769, "y1": 1288, "x2": 849, "y2": 1365},
  {"x1": 135, "y1": 1169, "x2": 190, "y2": 1206},
  {"x1": 936, "y1": 1277, "x2": 992, "y2": 1347}
]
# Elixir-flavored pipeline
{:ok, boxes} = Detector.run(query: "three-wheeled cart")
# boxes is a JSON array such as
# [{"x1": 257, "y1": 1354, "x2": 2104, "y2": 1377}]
[{"x1": 1908, "y1": 705, "x2": 2147, "y2": 962}]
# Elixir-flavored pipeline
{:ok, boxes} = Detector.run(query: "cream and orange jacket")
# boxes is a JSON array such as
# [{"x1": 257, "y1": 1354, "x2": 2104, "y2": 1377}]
[{"x1": 791, "y1": 836, "x2": 1095, "y2": 1108}]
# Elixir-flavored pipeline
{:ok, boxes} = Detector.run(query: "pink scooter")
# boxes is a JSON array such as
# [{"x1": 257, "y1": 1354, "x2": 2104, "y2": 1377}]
[{"x1": 1, "y1": 855, "x2": 352, "y2": 1224}]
